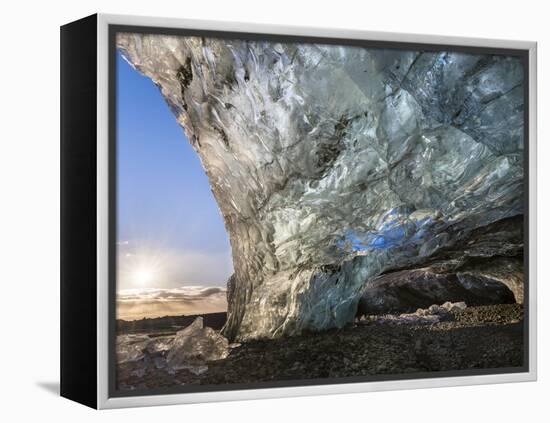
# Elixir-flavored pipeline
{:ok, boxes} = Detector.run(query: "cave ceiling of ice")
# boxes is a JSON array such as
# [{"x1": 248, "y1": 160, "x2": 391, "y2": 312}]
[{"x1": 117, "y1": 33, "x2": 524, "y2": 340}]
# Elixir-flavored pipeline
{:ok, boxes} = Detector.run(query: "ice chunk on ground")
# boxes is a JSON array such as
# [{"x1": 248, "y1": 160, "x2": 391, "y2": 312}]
[
  {"x1": 371, "y1": 302, "x2": 467, "y2": 325},
  {"x1": 189, "y1": 365, "x2": 209, "y2": 376},
  {"x1": 116, "y1": 334, "x2": 150, "y2": 364},
  {"x1": 441, "y1": 301, "x2": 467, "y2": 312},
  {"x1": 166, "y1": 317, "x2": 229, "y2": 373},
  {"x1": 375, "y1": 313, "x2": 442, "y2": 325},
  {"x1": 146, "y1": 336, "x2": 174, "y2": 354}
]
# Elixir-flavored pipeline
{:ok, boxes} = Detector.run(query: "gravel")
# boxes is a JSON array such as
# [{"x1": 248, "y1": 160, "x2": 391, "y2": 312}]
[{"x1": 117, "y1": 304, "x2": 524, "y2": 391}]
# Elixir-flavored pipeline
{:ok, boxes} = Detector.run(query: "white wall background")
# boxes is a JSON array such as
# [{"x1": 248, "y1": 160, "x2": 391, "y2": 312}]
[{"x1": 0, "y1": 0, "x2": 547, "y2": 420}]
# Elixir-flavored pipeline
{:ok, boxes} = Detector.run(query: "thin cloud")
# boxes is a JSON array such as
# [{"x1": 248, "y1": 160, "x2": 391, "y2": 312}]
[{"x1": 116, "y1": 285, "x2": 227, "y2": 321}]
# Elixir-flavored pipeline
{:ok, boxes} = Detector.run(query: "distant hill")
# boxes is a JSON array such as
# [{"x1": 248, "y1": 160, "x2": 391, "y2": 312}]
[{"x1": 116, "y1": 312, "x2": 227, "y2": 335}]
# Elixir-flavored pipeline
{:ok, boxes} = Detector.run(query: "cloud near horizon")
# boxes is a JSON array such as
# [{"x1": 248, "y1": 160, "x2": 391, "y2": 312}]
[{"x1": 117, "y1": 285, "x2": 227, "y2": 321}]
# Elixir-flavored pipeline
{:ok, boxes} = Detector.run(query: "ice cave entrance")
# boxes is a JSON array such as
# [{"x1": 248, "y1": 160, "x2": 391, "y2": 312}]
[
  {"x1": 116, "y1": 52, "x2": 233, "y2": 305},
  {"x1": 117, "y1": 35, "x2": 525, "y2": 340}
]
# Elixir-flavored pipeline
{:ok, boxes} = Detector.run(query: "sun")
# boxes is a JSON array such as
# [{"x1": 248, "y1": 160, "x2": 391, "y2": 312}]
[
  {"x1": 118, "y1": 246, "x2": 166, "y2": 289},
  {"x1": 132, "y1": 266, "x2": 156, "y2": 286}
]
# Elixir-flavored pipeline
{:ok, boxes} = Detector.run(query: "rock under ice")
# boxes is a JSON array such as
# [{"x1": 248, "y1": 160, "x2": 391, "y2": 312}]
[{"x1": 117, "y1": 33, "x2": 525, "y2": 340}]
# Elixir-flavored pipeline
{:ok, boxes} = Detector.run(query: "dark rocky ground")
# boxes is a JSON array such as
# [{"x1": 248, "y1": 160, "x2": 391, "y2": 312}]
[
  {"x1": 116, "y1": 304, "x2": 524, "y2": 391},
  {"x1": 117, "y1": 312, "x2": 226, "y2": 335}
]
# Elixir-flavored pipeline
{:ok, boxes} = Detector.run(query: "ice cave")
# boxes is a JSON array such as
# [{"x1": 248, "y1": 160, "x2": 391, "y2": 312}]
[{"x1": 117, "y1": 33, "x2": 525, "y2": 341}]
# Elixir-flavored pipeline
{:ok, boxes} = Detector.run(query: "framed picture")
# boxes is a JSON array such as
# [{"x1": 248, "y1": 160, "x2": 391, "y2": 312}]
[{"x1": 60, "y1": 14, "x2": 537, "y2": 409}]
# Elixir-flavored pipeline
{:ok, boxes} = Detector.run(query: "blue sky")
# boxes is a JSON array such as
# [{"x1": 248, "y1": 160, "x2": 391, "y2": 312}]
[{"x1": 116, "y1": 52, "x2": 233, "y2": 292}]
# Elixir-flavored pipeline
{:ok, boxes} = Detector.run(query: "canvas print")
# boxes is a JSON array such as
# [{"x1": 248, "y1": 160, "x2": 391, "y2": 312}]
[{"x1": 113, "y1": 31, "x2": 526, "y2": 394}]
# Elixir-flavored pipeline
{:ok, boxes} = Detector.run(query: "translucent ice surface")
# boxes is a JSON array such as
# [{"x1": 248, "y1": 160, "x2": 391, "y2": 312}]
[
  {"x1": 166, "y1": 317, "x2": 229, "y2": 372},
  {"x1": 117, "y1": 34, "x2": 524, "y2": 340},
  {"x1": 116, "y1": 334, "x2": 150, "y2": 364}
]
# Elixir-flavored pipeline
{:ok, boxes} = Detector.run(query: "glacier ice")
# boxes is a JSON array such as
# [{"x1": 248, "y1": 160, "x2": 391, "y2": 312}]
[
  {"x1": 116, "y1": 319, "x2": 230, "y2": 377},
  {"x1": 166, "y1": 317, "x2": 229, "y2": 372},
  {"x1": 146, "y1": 336, "x2": 174, "y2": 354},
  {"x1": 116, "y1": 334, "x2": 150, "y2": 364},
  {"x1": 117, "y1": 33, "x2": 524, "y2": 340},
  {"x1": 356, "y1": 215, "x2": 524, "y2": 316}
]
